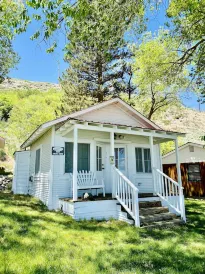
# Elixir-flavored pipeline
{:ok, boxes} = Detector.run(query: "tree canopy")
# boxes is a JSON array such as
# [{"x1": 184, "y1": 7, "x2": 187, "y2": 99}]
[
  {"x1": 0, "y1": 0, "x2": 23, "y2": 82},
  {"x1": 132, "y1": 31, "x2": 188, "y2": 119}
]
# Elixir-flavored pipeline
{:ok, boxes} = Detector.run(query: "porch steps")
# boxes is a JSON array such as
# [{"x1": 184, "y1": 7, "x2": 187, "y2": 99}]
[
  {"x1": 139, "y1": 201, "x2": 184, "y2": 228},
  {"x1": 117, "y1": 204, "x2": 134, "y2": 225}
]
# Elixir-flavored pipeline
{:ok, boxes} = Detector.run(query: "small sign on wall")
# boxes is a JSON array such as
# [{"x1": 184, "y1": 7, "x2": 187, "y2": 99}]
[
  {"x1": 109, "y1": 156, "x2": 115, "y2": 164},
  {"x1": 52, "y1": 146, "x2": 64, "y2": 155}
]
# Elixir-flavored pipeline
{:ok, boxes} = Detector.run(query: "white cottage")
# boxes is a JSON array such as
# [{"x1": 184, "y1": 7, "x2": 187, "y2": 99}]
[{"x1": 13, "y1": 98, "x2": 186, "y2": 227}]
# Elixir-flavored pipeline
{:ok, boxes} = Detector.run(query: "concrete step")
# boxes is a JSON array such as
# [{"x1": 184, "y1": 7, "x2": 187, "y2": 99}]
[
  {"x1": 142, "y1": 218, "x2": 184, "y2": 229},
  {"x1": 139, "y1": 200, "x2": 162, "y2": 208},
  {"x1": 139, "y1": 206, "x2": 169, "y2": 215},
  {"x1": 140, "y1": 212, "x2": 177, "y2": 225}
]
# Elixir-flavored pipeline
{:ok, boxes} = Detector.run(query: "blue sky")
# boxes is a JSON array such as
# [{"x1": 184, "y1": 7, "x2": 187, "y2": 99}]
[{"x1": 9, "y1": 5, "x2": 203, "y2": 111}]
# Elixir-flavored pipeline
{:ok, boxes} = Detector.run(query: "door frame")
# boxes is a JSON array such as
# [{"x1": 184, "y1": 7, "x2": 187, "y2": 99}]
[{"x1": 114, "y1": 144, "x2": 128, "y2": 175}]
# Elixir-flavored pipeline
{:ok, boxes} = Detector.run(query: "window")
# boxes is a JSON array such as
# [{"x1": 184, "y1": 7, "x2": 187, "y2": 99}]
[
  {"x1": 115, "y1": 147, "x2": 126, "y2": 171},
  {"x1": 65, "y1": 142, "x2": 90, "y2": 173},
  {"x1": 189, "y1": 145, "x2": 194, "y2": 152},
  {"x1": 188, "y1": 164, "x2": 201, "y2": 182},
  {"x1": 135, "y1": 148, "x2": 151, "y2": 173},
  {"x1": 96, "y1": 146, "x2": 102, "y2": 171},
  {"x1": 35, "y1": 148, "x2": 41, "y2": 174}
]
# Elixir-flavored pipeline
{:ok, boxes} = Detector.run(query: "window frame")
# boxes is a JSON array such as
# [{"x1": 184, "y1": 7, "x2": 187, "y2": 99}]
[
  {"x1": 135, "y1": 147, "x2": 152, "y2": 174},
  {"x1": 114, "y1": 146, "x2": 126, "y2": 172},
  {"x1": 64, "y1": 142, "x2": 91, "y2": 173},
  {"x1": 34, "y1": 145, "x2": 42, "y2": 174},
  {"x1": 187, "y1": 163, "x2": 201, "y2": 182}
]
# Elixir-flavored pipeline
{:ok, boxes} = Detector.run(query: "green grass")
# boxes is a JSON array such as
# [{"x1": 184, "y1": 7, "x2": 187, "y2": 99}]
[{"x1": 0, "y1": 193, "x2": 205, "y2": 274}]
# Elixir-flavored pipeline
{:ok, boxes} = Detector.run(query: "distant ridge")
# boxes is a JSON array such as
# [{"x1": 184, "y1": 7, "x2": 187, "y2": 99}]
[
  {"x1": 0, "y1": 78, "x2": 61, "y2": 91},
  {"x1": 154, "y1": 105, "x2": 205, "y2": 145}
]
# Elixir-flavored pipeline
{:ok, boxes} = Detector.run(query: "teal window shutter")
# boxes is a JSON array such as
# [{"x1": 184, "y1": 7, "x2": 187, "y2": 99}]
[
  {"x1": 135, "y1": 148, "x2": 143, "y2": 172},
  {"x1": 35, "y1": 149, "x2": 41, "y2": 174},
  {"x1": 78, "y1": 143, "x2": 90, "y2": 171},
  {"x1": 65, "y1": 142, "x2": 73, "y2": 173},
  {"x1": 65, "y1": 143, "x2": 90, "y2": 173}
]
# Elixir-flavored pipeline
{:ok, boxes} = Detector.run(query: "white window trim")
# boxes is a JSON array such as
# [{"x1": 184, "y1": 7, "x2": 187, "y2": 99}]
[
  {"x1": 64, "y1": 140, "x2": 92, "y2": 174},
  {"x1": 114, "y1": 145, "x2": 127, "y2": 173},
  {"x1": 34, "y1": 144, "x2": 42, "y2": 174},
  {"x1": 135, "y1": 147, "x2": 152, "y2": 174}
]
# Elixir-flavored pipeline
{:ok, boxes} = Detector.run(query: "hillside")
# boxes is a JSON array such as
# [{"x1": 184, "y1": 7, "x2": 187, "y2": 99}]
[
  {"x1": 0, "y1": 78, "x2": 61, "y2": 91},
  {"x1": 154, "y1": 106, "x2": 205, "y2": 145}
]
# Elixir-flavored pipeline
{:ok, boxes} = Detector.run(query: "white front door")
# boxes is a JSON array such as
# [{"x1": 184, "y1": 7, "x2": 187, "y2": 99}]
[{"x1": 114, "y1": 146, "x2": 127, "y2": 176}]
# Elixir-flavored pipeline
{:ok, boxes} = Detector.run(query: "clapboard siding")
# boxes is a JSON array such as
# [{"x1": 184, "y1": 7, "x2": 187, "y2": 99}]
[
  {"x1": 77, "y1": 104, "x2": 146, "y2": 127},
  {"x1": 59, "y1": 200, "x2": 119, "y2": 220},
  {"x1": 29, "y1": 173, "x2": 49, "y2": 205},
  {"x1": 29, "y1": 129, "x2": 52, "y2": 205},
  {"x1": 30, "y1": 129, "x2": 52, "y2": 175},
  {"x1": 13, "y1": 151, "x2": 30, "y2": 194}
]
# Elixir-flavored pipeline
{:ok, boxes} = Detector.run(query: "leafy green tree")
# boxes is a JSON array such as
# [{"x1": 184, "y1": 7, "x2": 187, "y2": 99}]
[
  {"x1": 21, "y1": 0, "x2": 144, "y2": 101},
  {"x1": 6, "y1": 91, "x2": 62, "y2": 153},
  {"x1": 165, "y1": 0, "x2": 205, "y2": 91},
  {"x1": 0, "y1": 0, "x2": 23, "y2": 82},
  {"x1": 132, "y1": 31, "x2": 188, "y2": 119}
]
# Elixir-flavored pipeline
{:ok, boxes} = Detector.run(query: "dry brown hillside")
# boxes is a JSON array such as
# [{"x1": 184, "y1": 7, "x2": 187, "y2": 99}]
[
  {"x1": 0, "y1": 78, "x2": 60, "y2": 91},
  {"x1": 154, "y1": 106, "x2": 205, "y2": 144}
]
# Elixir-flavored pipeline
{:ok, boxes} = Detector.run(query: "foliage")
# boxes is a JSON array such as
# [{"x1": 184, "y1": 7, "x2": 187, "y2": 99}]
[
  {"x1": 0, "y1": 0, "x2": 23, "y2": 82},
  {"x1": 59, "y1": 0, "x2": 144, "y2": 101},
  {"x1": 60, "y1": 80, "x2": 96, "y2": 115},
  {"x1": 0, "y1": 193, "x2": 205, "y2": 273},
  {"x1": 20, "y1": 0, "x2": 144, "y2": 101},
  {"x1": 166, "y1": 0, "x2": 205, "y2": 93},
  {"x1": 132, "y1": 31, "x2": 188, "y2": 119},
  {"x1": 160, "y1": 137, "x2": 185, "y2": 156},
  {"x1": 0, "y1": 89, "x2": 62, "y2": 155}
]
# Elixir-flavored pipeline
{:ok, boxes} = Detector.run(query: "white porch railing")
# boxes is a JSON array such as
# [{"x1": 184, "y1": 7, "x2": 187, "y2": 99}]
[
  {"x1": 153, "y1": 168, "x2": 186, "y2": 221},
  {"x1": 113, "y1": 167, "x2": 140, "y2": 227}
]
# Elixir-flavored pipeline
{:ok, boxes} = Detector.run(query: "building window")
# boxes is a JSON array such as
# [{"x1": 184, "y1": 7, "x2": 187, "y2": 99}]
[
  {"x1": 35, "y1": 148, "x2": 41, "y2": 174},
  {"x1": 135, "y1": 148, "x2": 151, "y2": 173},
  {"x1": 187, "y1": 164, "x2": 201, "y2": 182},
  {"x1": 65, "y1": 142, "x2": 90, "y2": 173},
  {"x1": 96, "y1": 146, "x2": 102, "y2": 171},
  {"x1": 114, "y1": 147, "x2": 126, "y2": 171},
  {"x1": 189, "y1": 146, "x2": 194, "y2": 152}
]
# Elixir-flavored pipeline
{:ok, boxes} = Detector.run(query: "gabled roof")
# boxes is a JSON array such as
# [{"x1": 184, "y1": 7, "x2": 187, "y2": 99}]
[
  {"x1": 162, "y1": 142, "x2": 205, "y2": 158},
  {"x1": 20, "y1": 98, "x2": 175, "y2": 149}
]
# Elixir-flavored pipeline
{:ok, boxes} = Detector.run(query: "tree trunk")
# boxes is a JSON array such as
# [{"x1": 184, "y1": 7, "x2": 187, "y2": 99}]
[{"x1": 97, "y1": 54, "x2": 104, "y2": 102}]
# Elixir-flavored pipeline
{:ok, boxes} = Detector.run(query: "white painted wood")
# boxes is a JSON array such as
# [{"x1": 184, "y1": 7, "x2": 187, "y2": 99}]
[
  {"x1": 149, "y1": 136, "x2": 156, "y2": 194},
  {"x1": 13, "y1": 151, "x2": 30, "y2": 194},
  {"x1": 73, "y1": 126, "x2": 78, "y2": 201},
  {"x1": 29, "y1": 173, "x2": 49, "y2": 206},
  {"x1": 113, "y1": 167, "x2": 140, "y2": 226},
  {"x1": 48, "y1": 126, "x2": 55, "y2": 209},
  {"x1": 153, "y1": 168, "x2": 186, "y2": 221},
  {"x1": 175, "y1": 139, "x2": 182, "y2": 187},
  {"x1": 162, "y1": 142, "x2": 205, "y2": 164},
  {"x1": 110, "y1": 132, "x2": 115, "y2": 197},
  {"x1": 77, "y1": 171, "x2": 105, "y2": 196}
]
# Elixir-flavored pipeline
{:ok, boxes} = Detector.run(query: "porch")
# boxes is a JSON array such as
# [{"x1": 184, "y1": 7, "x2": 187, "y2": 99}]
[{"x1": 55, "y1": 118, "x2": 186, "y2": 227}]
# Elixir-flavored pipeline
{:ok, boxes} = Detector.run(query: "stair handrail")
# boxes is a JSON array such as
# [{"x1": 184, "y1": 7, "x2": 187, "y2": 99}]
[
  {"x1": 153, "y1": 167, "x2": 186, "y2": 221},
  {"x1": 113, "y1": 166, "x2": 140, "y2": 227}
]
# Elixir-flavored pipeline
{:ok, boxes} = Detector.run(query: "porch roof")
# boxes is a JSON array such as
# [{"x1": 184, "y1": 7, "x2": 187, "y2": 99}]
[
  {"x1": 21, "y1": 116, "x2": 185, "y2": 149},
  {"x1": 56, "y1": 118, "x2": 185, "y2": 143}
]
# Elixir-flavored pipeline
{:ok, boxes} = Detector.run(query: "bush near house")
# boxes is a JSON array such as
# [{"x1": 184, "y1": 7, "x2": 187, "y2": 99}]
[{"x1": 0, "y1": 193, "x2": 204, "y2": 274}]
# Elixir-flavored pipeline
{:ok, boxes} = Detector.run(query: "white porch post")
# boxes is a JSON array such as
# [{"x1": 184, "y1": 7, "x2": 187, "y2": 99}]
[
  {"x1": 110, "y1": 131, "x2": 115, "y2": 198},
  {"x1": 175, "y1": 138, "x2": 186, "y2": 221},
  {"x1": 149, "y1": 136, "x2": 156, "y2": 194},
  {"x1": 175, "y1": 138, "x2": 182, "y2": 187},
  {"x1": 73, "y1": 126, "x2": 78, "y2": 201}
]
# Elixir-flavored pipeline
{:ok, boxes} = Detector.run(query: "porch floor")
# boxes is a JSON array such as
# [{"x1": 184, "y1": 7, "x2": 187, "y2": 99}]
[{"x1": 59, "y1": 193, "x2": 157, "y2": 203}]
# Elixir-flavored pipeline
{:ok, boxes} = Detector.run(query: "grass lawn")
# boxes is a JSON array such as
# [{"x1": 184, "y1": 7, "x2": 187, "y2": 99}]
[{"x1": 0, "y1": 193, "x2": 205, "y2": 274}]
